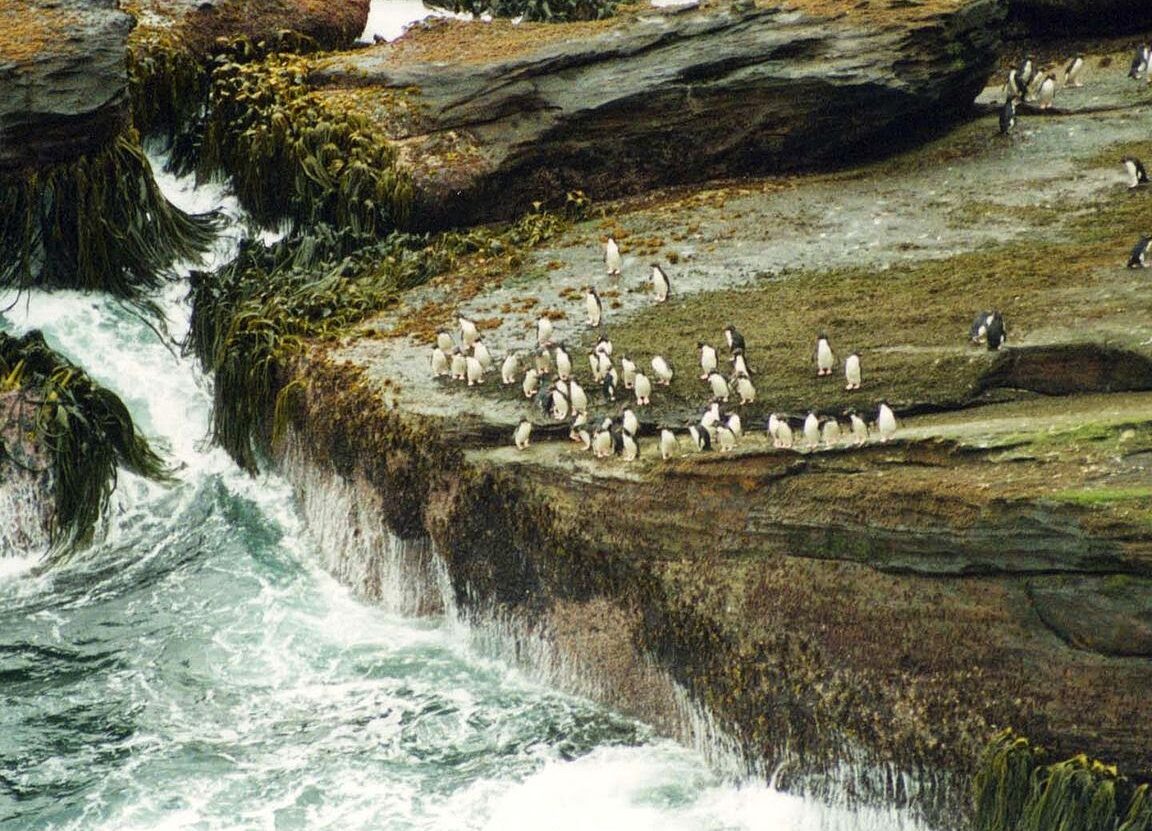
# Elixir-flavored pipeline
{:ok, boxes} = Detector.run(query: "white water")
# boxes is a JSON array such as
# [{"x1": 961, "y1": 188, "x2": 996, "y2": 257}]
[{"x1": 0, "y1": 151, "x2": 932, "y2": 831}]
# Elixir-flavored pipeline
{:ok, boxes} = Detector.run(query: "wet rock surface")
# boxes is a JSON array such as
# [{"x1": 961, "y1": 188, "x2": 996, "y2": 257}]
[
  {"x1": 0, "y1": 0, "x2": 133, "y2": 171},
  {"x1": 313, "y1": 0, "x2": 1004, "y2": 228}
]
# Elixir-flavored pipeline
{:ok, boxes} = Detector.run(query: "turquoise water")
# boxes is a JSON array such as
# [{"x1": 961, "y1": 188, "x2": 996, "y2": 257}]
[{"x1": 0, "y1": 165, "x2": 929, "y2": 831}]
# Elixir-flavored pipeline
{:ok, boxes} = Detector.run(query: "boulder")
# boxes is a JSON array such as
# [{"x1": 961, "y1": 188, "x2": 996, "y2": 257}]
[
  {"x1": 0, "y1": 0, "x2": 133, "y2": 171},
  {"x1": 311, "y1": 0, "x2": 1004, "y2": 228}
]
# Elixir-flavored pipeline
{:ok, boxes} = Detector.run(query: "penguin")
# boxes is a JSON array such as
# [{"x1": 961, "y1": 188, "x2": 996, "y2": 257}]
[
  {"x1": 707, "y1": 371, "x2": 730, "y2": 402},
  {"x1": 803, "y1": 411, "x2": 820, "y2": 449},
  {"x1": 1129, "y1": 44, "x2": 1150, "y2": 81},
  {"x1": 536, "y1": 384, "x2": 554, "y2": 417},
  {"x1": 436, "y1": 330, "x2": 455, "y2": 354},
  {"x1": 659, "y1": 428, "x2": 678, "y2": 460},
  {"x1": 821, "y1": 417, "x2": 842, "y2": 448},
  {"x1": 1063, "y1": 54, "x2": 1084, "y2": 88},
  {"x1": 767, "y1": 412, "x2": 782, "y2": 441},
  {"x1": 536, "y1": 315, "x2": 555, "y2": 348},
  {"x1": 585, "y1": 287, "x2": 603, "y2": 328},
  {"x1": 774, "y1": 418, "x2": 794, "y2": 450},
  {"x1": 430, "y1": 346, "x2": 450, "y2": 377},
  {"x1": 514, "y1": 418, "x2": 532, "y2": 450},
  {"x1": 450, "y1": 348, "x2": 467, "y2": 381},
  {"x1": 535, "y1": 347, "x2": 553, "y2": 377},
  {"x1": 622, "y1": 406, "x2": 639, "y2": 437},
  {"x1": 849, "y1": 411, "x2": 869, "y2": 446},
  {"x1": 651, "y1": 355, "x2": 674, "y2": 386},
  {"x1": 549, "y1": 383, "x2": 570, "y2": 421},
  {"x1": 501, "y1": 352, "x2": 520, "y2": 385},
  {"x1": 734, "y1": 375, "x2": 756, "y2": 405},
  {"x1": 569, "y1": 379, "x2": 588, "y2": 415},
  {"x1": 472, "y1": 337, "x2": 493, "y2": 371},
  {"x1": 985, "y1": 312, "x2": 1006, "y2": 351},
  {"x1": 620, "y1": 430, "x2": 639, "y2": 461},
  {"x1": 592, "y1": 427, "x2": 614, "y2": 458},
  {"x1": 1123, "y1": 156, "x2": 1149, "y2": 189},
  {"x1": 730, "y1": 348, "x2": 752, "y2": 379},
  {"x1": 621, "y1": 356, "x2": 637, "y2": 389},
  {"x1": 605, "y1": 236, "x2": 622, "y2": 277},
  {"x1": 969, "y1": 311, "x2": 996, "y2": 344},
  {"x1": 1024, "y1": 69, "x2": 1046, "y2": 103},
  {"x1": 1128, "y1": 235, "x2": 1151, "y2": 268},
  {"x1": 723, "y1": 325, "x2": 746, "y2": 354},
  {"x1": 555, "y1": 344, "x2": 573, "y2": 381},
  {"x1": 570, "y1": 411, "x2": 591, "y2": 447},
  {"x1": 716, "y1": 423, "x2": 737, "y2": 452},
  {"x1": 1016, "y1": 55, "x2": 1035, "y2": 90},
  {"x1": 815, "y1": 334, "x2": 835, "y2": 377},
  {"x1": 602, "y1": 369, "x2": 618, "y2": 402},
  {"x1": 844, "y1": 352, "x2": 862, "y2": 391},
  {"x1": 700, "y1": 400, "x2": 722, "y2": 432},
  {"x1": 698, "y1": 342, "x2": 718, "y2": 379},
  {"x1": 633, "y1": 372, "x2": 653, "y2": 406},
  {"x1": 595, "y1": 335, "x2": 613, "y2": 357},
  {"x1": 688, "y1": 424, "x2": 712, "y2": 452},
  {"x1": 999, "y1": 97, "x2": 1016, "y2": 136},
  {"x1": 459, "y1": 316, "x2": 479, "y2": 348},
  {"x1": 726, "y1": 412, "x2": 743, "y2": 440},
  {"x1": 589, "y1": 349, "x2": 610, "y2": 382},
  {"x1": 465, "y1": 355, "x2": 484, "y2": 386},
  {"x1": 1004, "y1": 68, "x2": 1022, "y2": 99},
  {"x1": 522, "y1": 367, "x2": 540, "y2": 399},
  {"x1": 877, "y1": 402, "x2": 897, "y2": 443},
  {"x1": 1036, "y1": 73, "x2": 1057, "y2": 110},
  {"x1": 651, "y1": 263, "x2": 671, "y2": 302}
]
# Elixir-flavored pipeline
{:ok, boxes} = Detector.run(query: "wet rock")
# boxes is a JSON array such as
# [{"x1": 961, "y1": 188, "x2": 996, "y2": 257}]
[
  {"x1": 0, "y1": 0, "x2": 133, "y2": 171},
  {"x1": 1008, "y1": 0, "x2": 1152, "y2": 36},
  {"x1": 1028, "y1": 575, "x2": 1152, "y2": 657},
  {"x1": 976, "y1": 344, "x2": 1152, "y2": 397},
  {"x1": 312, "y1": 0, "x2": 1005, "y2": 229},
  {"x1": 0, "y1": 390, "x2": 52, "y2": 554}
]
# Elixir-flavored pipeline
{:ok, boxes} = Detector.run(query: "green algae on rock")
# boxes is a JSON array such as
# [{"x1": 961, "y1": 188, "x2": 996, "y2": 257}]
[{"x1": 0, "y1": 330, "x2": 170, "y2": 553}]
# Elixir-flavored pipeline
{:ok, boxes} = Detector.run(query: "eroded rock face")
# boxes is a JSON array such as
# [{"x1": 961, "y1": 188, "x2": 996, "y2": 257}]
[
  {"x1": 0, "y1": 0, "x2": 133, "y2": 171},
  {"x1": 0, "y1": 390, "x2": 52, "y2": 554},
  {"x1": 313, "y1": 0, "x2": 1004, "y2": 228}
]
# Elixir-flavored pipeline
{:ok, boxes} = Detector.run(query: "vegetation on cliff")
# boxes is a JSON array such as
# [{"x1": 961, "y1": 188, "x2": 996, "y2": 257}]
[
  {"x1": 0, "y1": 331, "x2": 170, "y2": 551},
  {"x1": 0, "y1": 133, "x2": 218, "y2": 302}
]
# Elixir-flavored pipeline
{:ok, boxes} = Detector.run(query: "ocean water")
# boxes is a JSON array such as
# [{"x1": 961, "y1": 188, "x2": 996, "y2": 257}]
[{"x1": 0, "y1": 86, "x2": 929, "y2": 831}]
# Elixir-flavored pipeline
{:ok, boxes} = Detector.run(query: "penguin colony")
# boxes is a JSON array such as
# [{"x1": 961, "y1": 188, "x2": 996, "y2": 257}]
[{"x1": 421, "y1": 49, "x2": 1149, "y2": 460}]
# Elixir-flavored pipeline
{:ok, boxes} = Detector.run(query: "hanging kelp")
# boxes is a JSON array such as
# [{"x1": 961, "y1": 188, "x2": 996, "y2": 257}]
[
  {"x1": 0, "y1": 133, "x2": 218, "y2": 301},
  {"x1": 198, "y1": 54, "x2": 413, "y2": 233},
  {"x1": 0, "y1": 330, "x2": 170, "y2": 552}
]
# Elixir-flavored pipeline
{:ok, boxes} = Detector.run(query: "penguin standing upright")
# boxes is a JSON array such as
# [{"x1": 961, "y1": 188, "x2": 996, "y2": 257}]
[
  {"x1": 726, "y1": 412, "x2": 743, "y2": 440},
  {"x1": 535, "y1": 347, "x2": 553, "y2": 378},
  {"x1": 985, "y1": 312, "x2": 1006, "y2": 351},
  {"x1": 849, "y1": 411, "x2": 869, "y2": 446},
  {"x1": 767, "y1": 413, "x2": 782, "y2": 441},
  {"x1": 803, "y1": 412, "x2": 820, "y2": 448},
  {"x1": 700, "y1": 400, "x2": 722, "y2": 434},
  {"x1": 514, "y1": 418, "x2": 532, "y2": 450},
  {"x1": 450, "y1": 348, "x2": 467, "y2": 381},
  {"x1": 555, "y1": 344, "x2": 573, "y2": 381},
  {"x1": 1004, "y1": 69, "x2": 1022, "y2": 99},
  {"x1": 724, "y1": 325, "x2": 746, "y2": 354},
  {"x1": 651, "y1": 264, "x2": 671, "y2": 302},
  {"x1": 844, "y1": 352, "x2": 862, "y2": 391},
  {"x1": 621, "y1": 406, "x2": 639, "y2": 437},
  {"x1": 969, "y1": 311, "x2": 995, "y2": 344},
  {"x1": 707, "y1": 371, "x2": 730, "y2": 402},
  {"x1": 522, "y1": 367, "x2": 540, "y2": 398},
  {"x1": 596, "y1": 335, "x2": 613, "y2": 357},
  {"x1": 602, "y1": 369, "x2": 618, "y2": 402},
  {"x1": 621, "y1": 356, "x2": 637, "y2": 389},
  {"x1": 821, "y1": 417, "x2": 842, "y2": 448},
  {"x1": 999, "y1": 98, "x2": 1017, "y2": 136},
  {"x1": 430, "y1": 346, "x2": 450, "y2": 377},
  {"x1": 436, "y1": 330, "x2": 455, "y2": 354},
  {"x1": 605, "y1": 236, "x2": 622, "y2": 277},
  {"x1": 570, "y1": 411, "x2": 590, "y2": 446},
  {"x1": 472, "y1": 337, "x2": 494, "y2": 371},
  {"x1": 501, "y1": 352, "x2": 520, "y2": 385},
  {"x1": 459, "y1": 316, "x2": 479, "y2": 348},
  {"x1": 465, "y1": 355, "x2": 484, "y2": 386},
  {"x1": 1036, "y1": 73, "x2": 1057, "y2": 109},
  {"x1": 716, "y1": 423, "x2": 737, "y2": 452},
  {"x1": 731, "y1": 349, "x2": 752, "y2": 379},
  {"x1": 536, "y1": 315, "x2": 555, "y2": 348},
  {"x1": 698, "y1": 342, "x2": 718, "y2": 379},
  {"x1": 569, "y1": 379, "x2": 589, "y2": 415},
  {"x1": 877, "y1": 402, "x2": 897, "y2": 443},
  {"x1": 549, "y1": 383, "x2": 570, "y2": 421},
  {"x1": 1017, "y1": 55, "x2": 1035, "y2": 90},
  {"x1": 585, "y1": 287, "x2": 603, "y2": 328},
  {"x1": 1129, "y1": 44, "x2": 1150, "y2": 81},
  {"x1": 688, "y1": 424, "x2": 712, "y2": 452},
  {"x1": 1129, "y1": 235, "x2": 1152, "y2": 268},
  {"x1": 1064, "y1": 54, "x2": 1084, "y2": 87},
  {"x1": 1123, "y1": 156, "x2": 1150, "y2": 189},
  {"x1": 651, "y1": 355, "x2": 674, "y2": 386},
  {"x1": 815, "y1": 334, "x2": 835, "y2": 377},
  {"x1": 592, "y1": 427, "x2": 614, "y2": 458},
  {"x1": 620, "y1": 430, "x2": 639, "y2": 461},
  {"x1": 735, "y1": 375, "x2": 756, "y2": 405},
  {"x1": 774, "y1": 418, "x2": 794, "y2": 449},
  {"x1": 633, "y1": 372, "x2": 653, "y2": 406},
  {"x1": 659, "y1": 428, "x2": 678, "y2": 460}
]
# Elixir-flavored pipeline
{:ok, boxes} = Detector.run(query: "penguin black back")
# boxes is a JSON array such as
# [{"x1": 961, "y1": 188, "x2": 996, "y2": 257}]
[{"x1": 985, "y1": 312, "x2": 1006, "y2": 351}]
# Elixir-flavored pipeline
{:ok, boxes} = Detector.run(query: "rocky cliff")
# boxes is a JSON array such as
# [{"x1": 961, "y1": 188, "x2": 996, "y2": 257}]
[{"x1": 299, "y1": 0, "x2": 1004, "y2": 228}]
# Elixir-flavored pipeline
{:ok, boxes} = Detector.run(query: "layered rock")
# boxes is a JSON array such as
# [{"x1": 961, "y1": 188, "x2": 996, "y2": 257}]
[
  {"x1": 310, "y1": 0, "x2": 1004, "y2": 228},
  {"x1": 0, "y1": 0, "x2": 133, "y2": 171}
]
